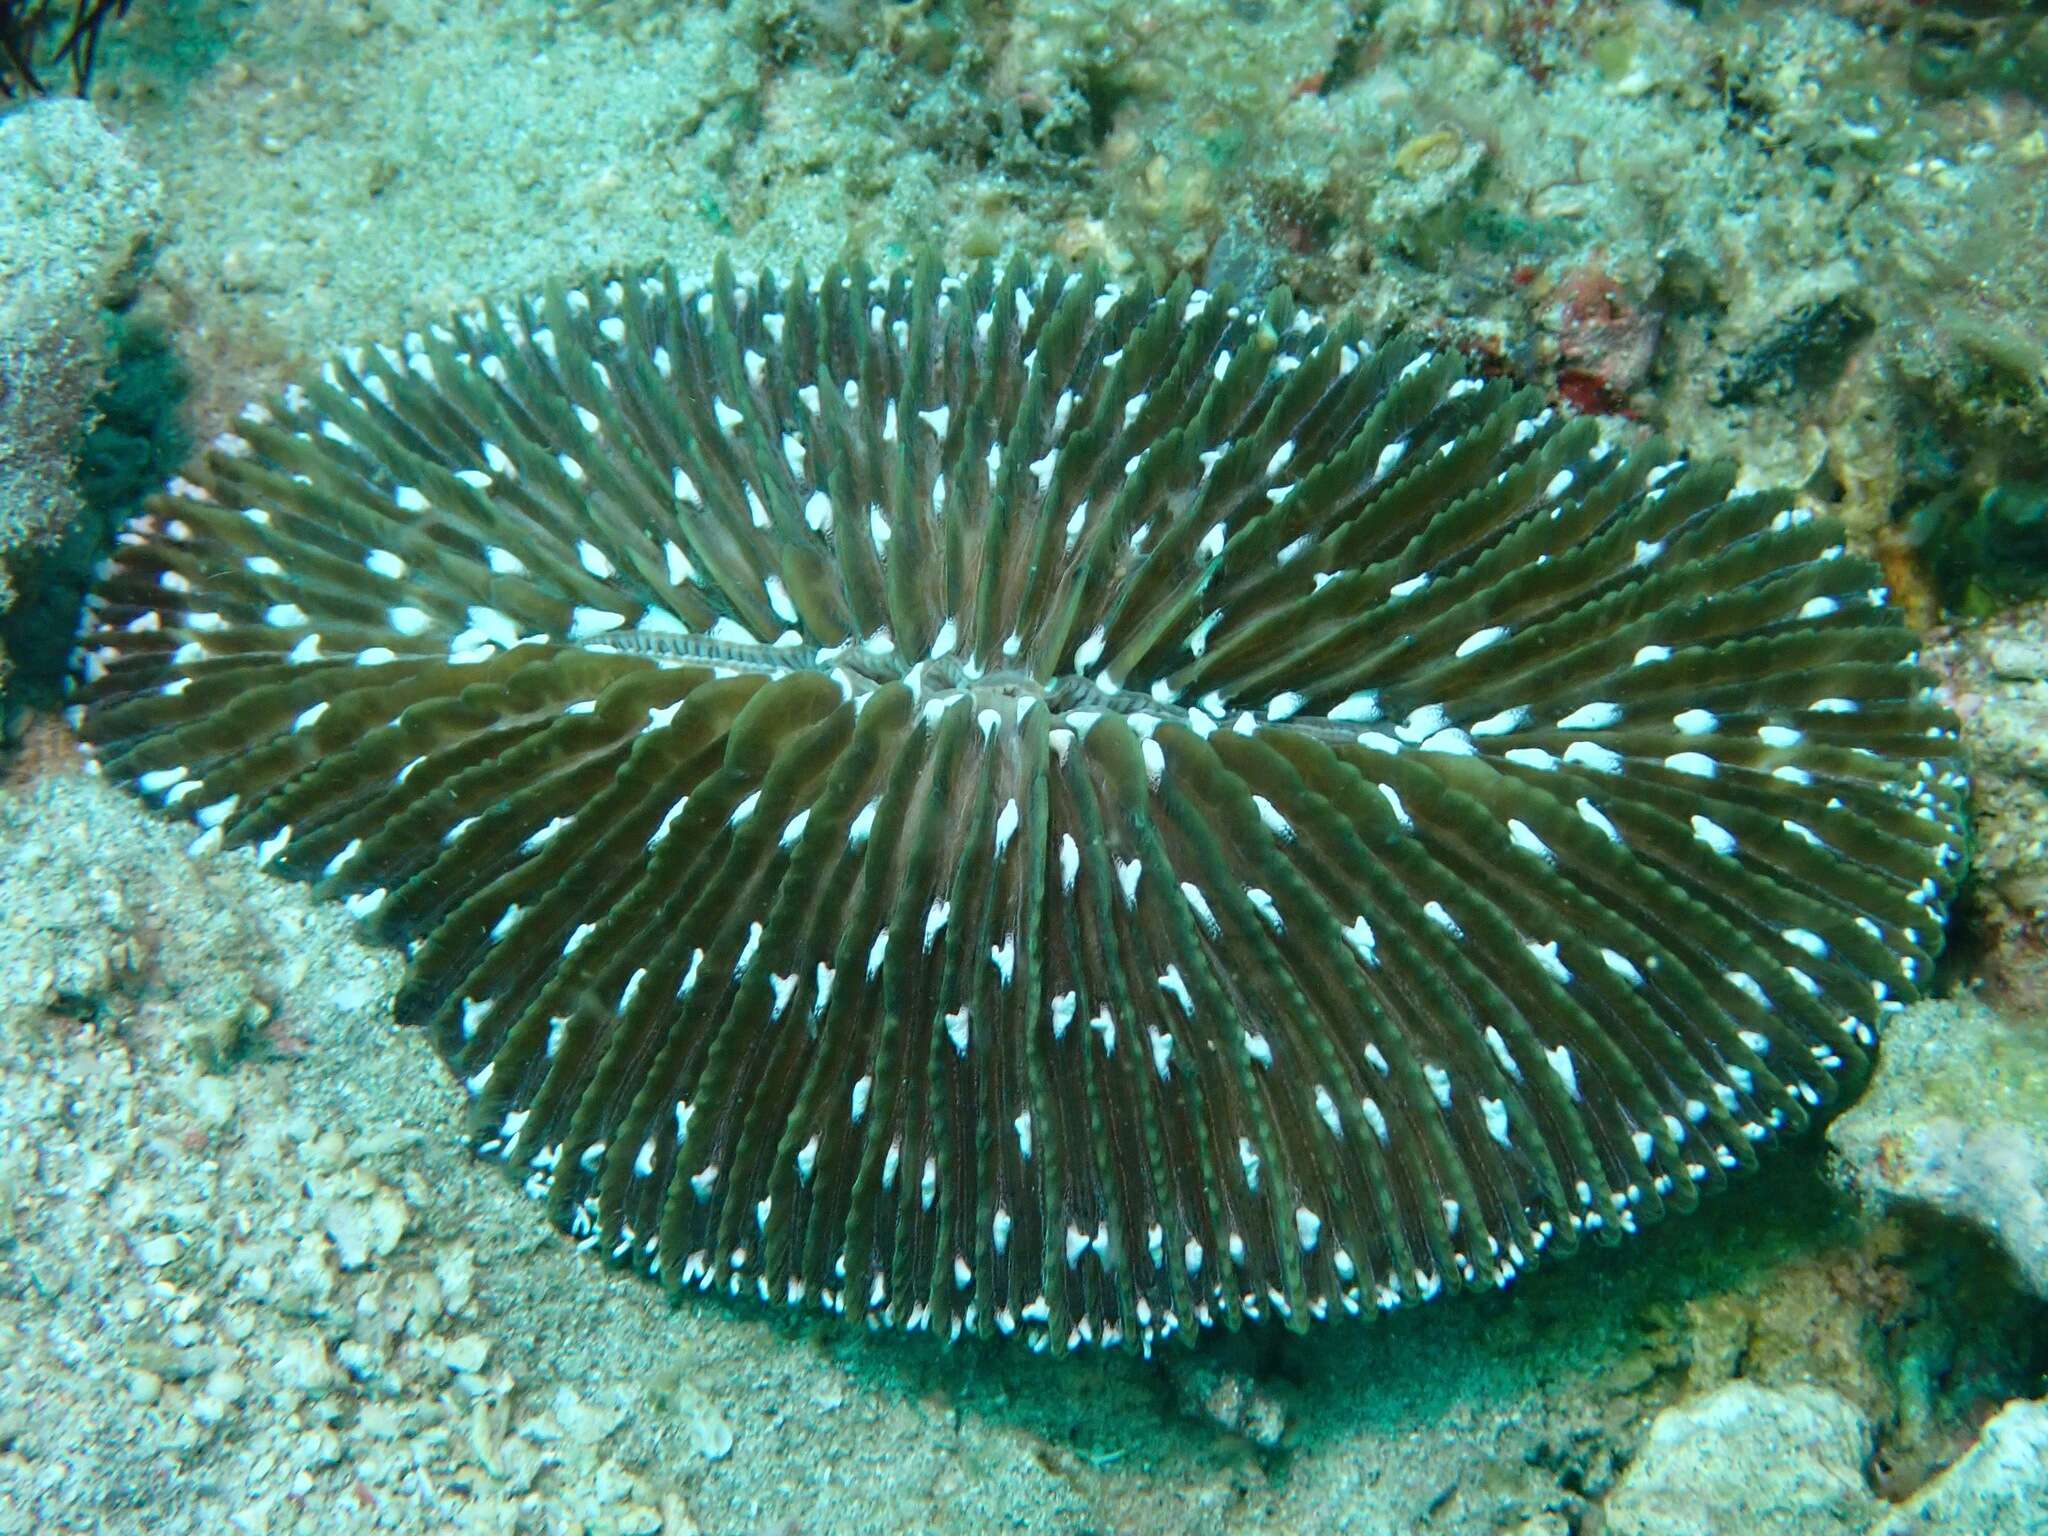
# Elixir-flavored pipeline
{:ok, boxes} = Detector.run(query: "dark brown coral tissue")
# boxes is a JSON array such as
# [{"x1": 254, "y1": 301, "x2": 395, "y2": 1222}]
[{"x1": 75, "y1": 256, "x2": 1968, "y2": 1355}]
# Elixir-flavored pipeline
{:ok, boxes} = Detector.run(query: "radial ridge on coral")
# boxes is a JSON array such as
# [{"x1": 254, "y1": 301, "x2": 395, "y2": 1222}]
[{"x1": 75, "y1": 254, "x2": 1968, "y2": 1354}]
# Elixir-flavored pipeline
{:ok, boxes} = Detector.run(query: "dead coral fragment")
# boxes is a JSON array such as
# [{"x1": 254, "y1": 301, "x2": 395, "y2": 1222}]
[{"x1": 77, "y1": 256, "x2": 1967, "y2": 1355}]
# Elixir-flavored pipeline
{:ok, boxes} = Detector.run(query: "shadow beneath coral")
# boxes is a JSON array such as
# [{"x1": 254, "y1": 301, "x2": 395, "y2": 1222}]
[{"x1": 800, "y1": 1136, "x2": 2044, "y2": 1516}]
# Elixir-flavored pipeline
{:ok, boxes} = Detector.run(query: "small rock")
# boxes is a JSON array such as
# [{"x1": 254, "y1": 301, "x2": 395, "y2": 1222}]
[
  {"x1": 188, "y1": 1392, "x2": 229, "y2": 1428},
  {"x1": 388, "y1": 1270, "x2": 444, "y2": 1331},
  {"x1": 203, "y1": 1368, "x2": 246, "y2": 1406},
  {"x1": 273, "y1": 1333, "x2": 337, "y2": 1396},
  {"x1": 298, "y1": 1129, "x2": 348, "y2": 1171},
  {"x1": 132, "y1": 1339, "x2": 209, "y2": 1381},
  {"x1": 321, "y1": 1186, "x2": 409, "y2": 1270},
  {"x1": 218, "y1": 239, "x2": 285, "y2": 293},
  {"x1": 135, "y1": 1234, "x2": 180, "y2": 1268},
  {"x1": 79, "y1": 1151, "x2": 120, "y2": 1195},
  {"x1": 593, "y1": 1458, "x2": 639, "y2": 1504},
  {"x1": 494, "y1": 1433, "x2": 545, "y2": 1495},
  {"x1": 1174, "y1": 1363, "x2": 1288, "y2": 1449},
  {"x1": 321, "y1": 1202, "x2": 371, "y2": 1270},
  {"x1": 283, "y1": 1232, "x2": 338, "y2": 1306},
  {"x1": 1873, "y1": 1397, "x2": 2048, "y2": 1536},
  {"x1": 126, "y1": 1368, "x2": 163, "y2": 1405},
  {"x1": 468, "y1": 1397, "x2": 507, "y2": 1475},
  {"x1": 442, "y1": 1333, "x2": 492, "y2": 1374},
  {"x1": 0, "y1": 97, "x2": 162, "y2": 584},
  {"x1": 1831, "y1": 997, "x2": 2048, "y2": 1297},
  {"x1": 334, "y1": 1339, "x2": 387, "y2": 1388},
  {"x1": 672, "y1": 1382, "x2": 734, "y2": 1462},
  {"x1": 179, "y1": 995, "x2": 267, "y2": 1074},
  {"x1": 345, "y1": 1129, "x2": 425, "y2": 1161},
  {"x1": 1602, "y1": 1383, "x2": 1881, "y2": 1536},
  {"x1": 364, "y1": 1187, "x2": 411, "y2": 1255},
  {"x1": 435, "y1": 1247, "x2": 477, "y2": 1314},
  {"x1": 1552, "y1": 263, "x2": 1660, "y2": 407},
  {"x1": 297, "y1": 1428, "x2": 343, "y2": 1469},
  {"x1": 1985, "y1": 634, "x2": 2048, "y2": 682},
  {"x1": 552, "y1": 1386, "x2": 626, "y2": 1447},
  {"x1": 186, "y1": 1074, "x2": 238, "y2": 1128},
  {"x1": 328, "y1": 978, "x2": 380, "y2": 1013}
]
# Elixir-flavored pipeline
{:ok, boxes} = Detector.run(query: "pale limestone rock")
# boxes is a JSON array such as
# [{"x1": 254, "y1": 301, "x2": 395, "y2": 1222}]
[
  {"x1": 1604, "y1": 1382, "x2": 1881, "y2": 1536},
  {"x1": 1871, "y1": 1398, "x2": 2048, "y2": 1536},
  {"x1": 1831, "y1": 997, "x2": 2048, "y2": 1298},
  {"x1": 0, "y1": 97, "x2": 160, "y2": 687}
]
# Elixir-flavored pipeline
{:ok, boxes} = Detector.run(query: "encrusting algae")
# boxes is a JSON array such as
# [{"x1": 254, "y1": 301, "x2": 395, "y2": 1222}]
[{"x1": 72, "y1": 254, "x2": 1968, "y2": 1356}]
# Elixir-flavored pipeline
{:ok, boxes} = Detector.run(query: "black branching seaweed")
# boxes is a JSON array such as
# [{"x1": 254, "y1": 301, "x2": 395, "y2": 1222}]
[{"x1": 1, "y1": 1, "x2": 135, "y2": 97}]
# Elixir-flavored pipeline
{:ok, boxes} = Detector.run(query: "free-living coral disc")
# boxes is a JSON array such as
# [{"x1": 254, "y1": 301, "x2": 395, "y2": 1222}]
[{"x1": 74, "y1": 254, "x2": 1968, "y2": 1355}]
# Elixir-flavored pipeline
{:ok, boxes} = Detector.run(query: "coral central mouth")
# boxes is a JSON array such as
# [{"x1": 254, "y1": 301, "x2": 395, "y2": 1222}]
[{"x1": 583, "y1": 622, "x2": 1389, "y2": 744}]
